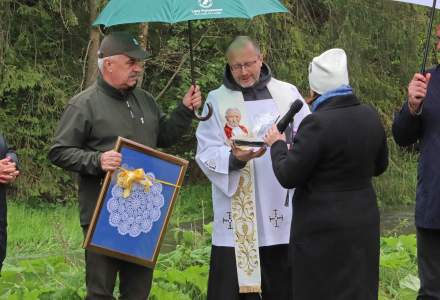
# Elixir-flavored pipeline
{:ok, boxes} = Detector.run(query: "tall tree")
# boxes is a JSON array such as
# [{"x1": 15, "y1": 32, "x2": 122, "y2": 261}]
[
  {"x1": 85, "y1": 0, "x2": 100, "y2": 88},
  {"x1": 0, "y1": 1, "x2": 9, "y2": 80},
  {"x1": 138, "y1": 23, "x2": 149, "y2": 87}
]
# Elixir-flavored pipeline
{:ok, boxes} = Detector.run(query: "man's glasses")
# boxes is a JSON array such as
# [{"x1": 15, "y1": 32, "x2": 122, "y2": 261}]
[{"x1": 229, "y1": 60, "x2": 258, "y2": 72}]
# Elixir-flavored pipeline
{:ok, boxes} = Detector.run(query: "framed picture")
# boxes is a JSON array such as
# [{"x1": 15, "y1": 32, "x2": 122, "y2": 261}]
[{"x1": 83, "y1": 137, "x2": 188, "y2": 268}]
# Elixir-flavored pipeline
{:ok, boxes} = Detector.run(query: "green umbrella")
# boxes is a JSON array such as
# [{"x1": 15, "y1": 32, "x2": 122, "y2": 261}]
[{"x1": 93, "y1": 0, "x2": 289, "y2": 121}]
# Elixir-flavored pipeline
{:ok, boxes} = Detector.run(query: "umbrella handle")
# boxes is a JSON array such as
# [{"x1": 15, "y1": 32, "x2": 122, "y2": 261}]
[
  {"x1": 193, "y1": 102, "x2": 213, "y2": 121},
  {"x1": 190, "y1": 83, "x2": 213, "y2": 121}
]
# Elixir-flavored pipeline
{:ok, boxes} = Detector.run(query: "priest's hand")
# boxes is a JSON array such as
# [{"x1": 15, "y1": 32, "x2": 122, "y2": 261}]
[
  {"x1": 182, "y1": 85, "x2": 202, "y2": 111},
  {"x1": 231, "y1": 142, "x2": 266, "y2": 162},
  {"x1": 100, "y1": 150, "x2": 122, "y2": 172},
  {"x1": 408, "y1": 72, "x2": 431, "y2": 116},
  {"x1": 264, "y1": 124, "x2": 286, "y2": 147}
]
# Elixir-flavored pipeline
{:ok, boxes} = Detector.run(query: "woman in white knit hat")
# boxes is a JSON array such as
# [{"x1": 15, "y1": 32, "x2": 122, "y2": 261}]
[{"x1": 264, "y1": 48, "x2": 389, "y2": 300}]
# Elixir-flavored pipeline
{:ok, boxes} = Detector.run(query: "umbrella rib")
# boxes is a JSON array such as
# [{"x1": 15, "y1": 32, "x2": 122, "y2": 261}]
[{"x1": 238, "y1": 0, "x2": 254, "y2": 18}]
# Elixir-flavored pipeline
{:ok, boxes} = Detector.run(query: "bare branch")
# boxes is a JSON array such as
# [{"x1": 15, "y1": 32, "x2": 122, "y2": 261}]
[{"x1": 155, "y1": 33, "x2": 207, "y2": 100}]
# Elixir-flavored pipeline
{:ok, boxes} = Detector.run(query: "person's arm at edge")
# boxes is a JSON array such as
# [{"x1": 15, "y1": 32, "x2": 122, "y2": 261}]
[{"x1": 392, "y1": 100, "x2": 422, "y2": 147}]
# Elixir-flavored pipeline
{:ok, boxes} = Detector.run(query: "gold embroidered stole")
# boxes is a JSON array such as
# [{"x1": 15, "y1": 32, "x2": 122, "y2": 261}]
[
  {"x1": 232, "y1": 162, "x2": 262, "y2": 293},
  {"x1": 216, "y1": 88, "x2": 262, "y2": 293},
  {"x1": 215, "y1": 80, "x2": 293, "y2": 294}
]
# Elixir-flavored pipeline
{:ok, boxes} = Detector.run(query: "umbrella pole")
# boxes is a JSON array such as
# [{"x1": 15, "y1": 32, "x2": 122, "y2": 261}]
[
  {"x1": 187, "y1": 20, "x2": 213, "y2": 121},
  {"x1": 421, "y1": 0, "x2": 437, "y2": 73},
  {"x1": 188, "y1": 20, "x2": 196, "y2": 86}
]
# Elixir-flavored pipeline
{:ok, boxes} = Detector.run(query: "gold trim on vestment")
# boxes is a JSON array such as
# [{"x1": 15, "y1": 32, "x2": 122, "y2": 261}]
[{"x1": 231, "y1": 163, "x2": 262, "y2": 293}]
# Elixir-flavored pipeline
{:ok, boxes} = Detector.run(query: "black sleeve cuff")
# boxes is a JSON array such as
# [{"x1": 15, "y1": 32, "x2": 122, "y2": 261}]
[
  {"x1": 271, "y1": 140, "x2": 288, "y2": 153},
  {"x1": 229, "y1": 153, "x2": 247, "y2": 171},
  {"x1": 177, "y1": 102, "x2": 194, "y2": 119},
  {"x1": 401, "y1": 101, "x2": 421, "y2": 120}
]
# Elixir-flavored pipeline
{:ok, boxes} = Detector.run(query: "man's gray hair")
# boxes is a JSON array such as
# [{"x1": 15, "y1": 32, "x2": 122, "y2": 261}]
[
  {"x1": 97, "y1": 56, "x2": 116, "y2": 73},
  {"x1": 226, "y1": 36, "x2": 261, "y2": 60},
  {"x1": 98, "y1": 58, "x2": 105, "y2": 73}
]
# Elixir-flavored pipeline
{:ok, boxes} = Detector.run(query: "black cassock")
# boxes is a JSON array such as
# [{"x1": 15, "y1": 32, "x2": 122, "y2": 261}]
[
  {"x1": 207, "y1": 244, "x2": 290, "y2": 300},
  {"x1": 270, "y1": 95, "x2": 388, "y2": 300}
]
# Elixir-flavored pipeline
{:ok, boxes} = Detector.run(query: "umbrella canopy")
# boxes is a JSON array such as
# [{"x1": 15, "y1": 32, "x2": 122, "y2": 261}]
[
  {"x1": 392, "y1": 0, "x2": 440, "y2": 8},
  {"x1": 393, "y1": 0, "x2": 438, "y2": 73},
  {"x1": 93, "y1": 0, "x2": 289, "y2": 121},
  {"x1": 93, "y1": 0, "x2": 288, "y2": 27}
]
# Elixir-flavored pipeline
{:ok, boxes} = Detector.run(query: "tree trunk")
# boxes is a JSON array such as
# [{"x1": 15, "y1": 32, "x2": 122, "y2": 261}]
[
  {"x1": 0, "y1": 1, "x2": 9, "y2": 79},
  {"x1": 137, "y1": 23, "x2": 149, "y2": 88},
  {"x1": 85, "y1": 0, "x2": 100, "y2": 88}
]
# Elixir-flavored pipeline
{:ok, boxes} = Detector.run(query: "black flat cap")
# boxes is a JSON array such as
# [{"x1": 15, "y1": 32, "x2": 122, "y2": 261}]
[{"x1": 98, "y1": 31, "x2": 148, "y2": 60}]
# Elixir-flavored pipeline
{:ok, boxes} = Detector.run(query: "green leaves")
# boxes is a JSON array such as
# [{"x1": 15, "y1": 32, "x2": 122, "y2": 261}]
[
  {"x1": 0, "y1": 256, "x2": 86, "y2": 299},
  {"x1": 379, "y1": 235, "x2": 419, "y2": 300}
]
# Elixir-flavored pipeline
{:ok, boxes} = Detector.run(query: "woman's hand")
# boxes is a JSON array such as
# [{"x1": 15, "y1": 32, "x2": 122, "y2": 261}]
[{"x1": 264, "y1": 124, "x2": 286, "y2": 147}]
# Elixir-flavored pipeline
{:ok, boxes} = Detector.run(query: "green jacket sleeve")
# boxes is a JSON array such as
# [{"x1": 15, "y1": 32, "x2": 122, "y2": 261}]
[
  {"x1": 157, "y1": 102, "x2": 194, "y2": 148},
  {"x1": 48, "y1": 103, "x2": 103, "y2": 176}
]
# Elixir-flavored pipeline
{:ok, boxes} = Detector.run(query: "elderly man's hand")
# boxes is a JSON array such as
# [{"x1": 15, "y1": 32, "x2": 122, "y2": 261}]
[
  {"x1": 0, "y1": 158, "x2": 19, "y2": 184},
  {"x1": 408, "y1": 73, "x2": 431, "y2": 115},
  {"x1": 182, "y1": 85, "x2": 202, "y2": 111},
  {"x1": 100, "y1": 150, "x2": 122, "y2": 172},
  {"x1": 231, "y1": 142, "x2": 266, "y2": 162},
  {"x1": 264, "y1": 124, "x2": 286, "y2": 147}
]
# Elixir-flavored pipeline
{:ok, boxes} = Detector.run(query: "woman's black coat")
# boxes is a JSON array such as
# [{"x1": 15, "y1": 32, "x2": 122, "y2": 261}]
[{"x1": 270, "y1": 94, "x2": 388, "y2": 300}]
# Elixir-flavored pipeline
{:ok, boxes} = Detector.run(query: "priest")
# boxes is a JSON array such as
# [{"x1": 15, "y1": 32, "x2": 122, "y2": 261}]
[{"x1": 195, "y1": 36, "x2": 310, "y2": 300}]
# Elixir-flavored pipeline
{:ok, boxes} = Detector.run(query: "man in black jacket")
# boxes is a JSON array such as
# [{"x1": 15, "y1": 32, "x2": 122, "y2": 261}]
[
  {"x1": 0, "y1": 134, "x2": 19, "y2": 272},
  {"x1": 392, "y1": 24, "x2": 440, "y2": 300},
  {"x1": 49, "y1": 31, "x2": 201, "y2": 299},
  {"x1": 265, "y1": 48, "x2": 388, "y2": 300}
]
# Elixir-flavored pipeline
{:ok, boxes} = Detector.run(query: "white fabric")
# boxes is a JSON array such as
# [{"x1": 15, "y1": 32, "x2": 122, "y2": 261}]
[
  {"x1": 196, "y1": 78, "x2": 310, "y2": 247},
  {"x1": 309, "y1": 48, "x2": 349, "y2": 95},
  {"x1": 392, "y1": 0, "x2": 440, "y2": 9},
  {"x1": 107, "y1": 173, "x2": 164, "y2": 237}
]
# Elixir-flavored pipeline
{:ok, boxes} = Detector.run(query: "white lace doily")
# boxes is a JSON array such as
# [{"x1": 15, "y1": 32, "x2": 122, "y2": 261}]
[{"x1": 107, "y1": 172, "x2": 165, "y2": 238}]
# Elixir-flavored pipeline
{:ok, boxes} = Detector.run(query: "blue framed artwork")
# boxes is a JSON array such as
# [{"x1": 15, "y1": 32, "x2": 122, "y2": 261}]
[{"x1": 83, "y1": 137, "x2": 188, "y2": 267}]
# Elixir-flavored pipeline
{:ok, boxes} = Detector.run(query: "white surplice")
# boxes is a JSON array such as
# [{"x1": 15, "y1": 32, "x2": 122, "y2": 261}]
[{"x1": 196, "y1": 78, "x2": 310, "y2": 247}]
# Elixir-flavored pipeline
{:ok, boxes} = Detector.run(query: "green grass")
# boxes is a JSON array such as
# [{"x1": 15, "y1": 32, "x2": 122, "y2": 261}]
[
  {"x1": 2, "y1": 176, "x2": 421, "y2": 299},
  {"x1": 7, "y1": 203, "x2": 82, "y2": 260},
  {"x1": 171, "y1": 182, "x2": 212, "y2": 225},
  {"x1": 3, "y1": 196, "x2": 212, "y2": 300},
  {"x1": 374, "y1": 140, "x2": 418, "y2": 207}
]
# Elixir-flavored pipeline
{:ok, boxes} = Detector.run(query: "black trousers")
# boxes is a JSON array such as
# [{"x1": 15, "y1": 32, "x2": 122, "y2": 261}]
[
  {"x1": 0, "y1": 195, "x2": 6, "y2": 272},
  {"x1": 207, "y1": 244, "x2": 290, "y2": 300},
  {"x1": 82, "y1": 226, "x2": 153, "y2": 300},
  {"x1": 417, "y1": 227, "x2": 440, "y2": 300}
]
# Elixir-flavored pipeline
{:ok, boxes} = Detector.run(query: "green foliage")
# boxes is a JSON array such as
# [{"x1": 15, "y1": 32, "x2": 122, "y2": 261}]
[
  {"x1": 3, "y1": 203, "x2": 420, "y2": 300},
  {"x1": 379, "y1": 235, "x2": 419, "y2": 300},
  {"x1": 0, "y1": 256, "x2": 86, "y2": 299},
  {"x1": 171, "y1": 183, "x2": 212, "y2": 224},
  {"x1": 374, "y1": 141, "x2": 418, "y2": 206},
  {"x1": 0, "y1": 0, "x2": 432, "y2": 207},
  {"x1": 3, "y1": 202, "x2": 212, "y2": 299}
]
